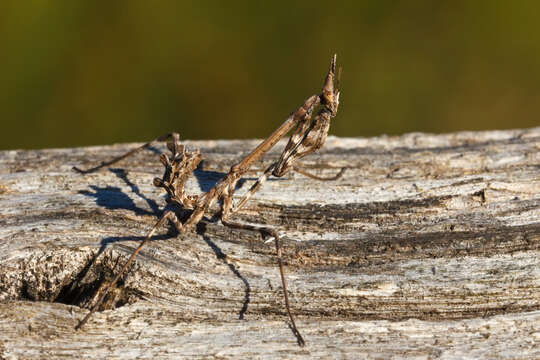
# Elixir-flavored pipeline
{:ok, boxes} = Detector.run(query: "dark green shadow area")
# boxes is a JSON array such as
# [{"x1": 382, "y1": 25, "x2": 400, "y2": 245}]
[{"x1": 1, "y1": 1, "x2": 539, "y2": 150}]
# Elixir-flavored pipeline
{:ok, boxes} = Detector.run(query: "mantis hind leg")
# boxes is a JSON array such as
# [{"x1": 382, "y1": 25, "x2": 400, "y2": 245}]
[{"x1": 73, "y1": 133, "x2": 178, "y2": 174}]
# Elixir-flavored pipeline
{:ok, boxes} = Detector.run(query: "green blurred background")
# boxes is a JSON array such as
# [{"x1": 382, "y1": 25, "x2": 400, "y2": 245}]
[{"x1": 1, "y1": 1, "x2": 539, "y2": 150}]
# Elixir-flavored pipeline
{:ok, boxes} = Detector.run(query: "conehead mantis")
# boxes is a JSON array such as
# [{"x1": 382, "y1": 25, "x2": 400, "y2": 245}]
[{"x1": 73, "y1": 55, "x2": 342, "y2": 346}]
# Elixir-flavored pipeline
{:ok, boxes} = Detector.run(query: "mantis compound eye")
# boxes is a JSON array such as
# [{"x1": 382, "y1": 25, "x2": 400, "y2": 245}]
[{"x1": 322, "y1": 91, "x2": 338, "y2": 113}]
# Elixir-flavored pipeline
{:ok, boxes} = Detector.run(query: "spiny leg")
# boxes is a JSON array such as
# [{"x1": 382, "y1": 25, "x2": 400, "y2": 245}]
[
  {"x1": 268, "y1": 227, "x2": 305, "y2": 347},
  {"x1": 75, "y1": 210, "x2": 182, "y2": 330},
  {"x1": 221, "y1": 178, "x2": 306, "y2": 346},
  {"x1": 221, "y1": 161, "x2": 344, "y2": 344},
  {"x1": 73, "y1": 133, "x2": 177, "y2": 174},
  {"x1": 220, "y1": 215, "x2": 305, "y2": 347},
  {"x1": 219, "y1": 164, "x2": 343, "y2": 345}
]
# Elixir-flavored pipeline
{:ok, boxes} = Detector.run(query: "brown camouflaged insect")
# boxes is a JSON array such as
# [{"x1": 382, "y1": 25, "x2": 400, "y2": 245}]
[{"x1": 73, "y1": 55, "x2": 342, "y2": 346}]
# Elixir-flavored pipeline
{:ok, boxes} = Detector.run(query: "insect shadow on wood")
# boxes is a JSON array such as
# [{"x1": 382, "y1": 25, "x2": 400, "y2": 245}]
[{"x1": 72, "y1": 55, "x2": 344, "y2": 347}]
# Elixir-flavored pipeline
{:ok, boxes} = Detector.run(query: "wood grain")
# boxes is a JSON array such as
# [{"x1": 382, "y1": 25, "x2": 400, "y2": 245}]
[{"x1": 0, "y1": 127, "x2": 539, "y2": 359}]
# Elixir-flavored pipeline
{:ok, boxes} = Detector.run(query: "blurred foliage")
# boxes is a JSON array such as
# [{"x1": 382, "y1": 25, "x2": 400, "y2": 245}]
[{"x1": 1, "y1": 1, "x2": 539, "y2": 150}]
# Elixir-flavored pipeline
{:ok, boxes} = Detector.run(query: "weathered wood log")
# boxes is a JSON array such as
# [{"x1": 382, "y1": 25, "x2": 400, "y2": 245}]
[{"x1": 0, "y1": 128, "x2": 539, "y2": 359}]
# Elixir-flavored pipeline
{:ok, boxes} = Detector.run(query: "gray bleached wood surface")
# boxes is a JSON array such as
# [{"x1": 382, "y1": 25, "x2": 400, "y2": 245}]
[{"x1": 0, "y1": 128, "x2": 539, "y2": 359}]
